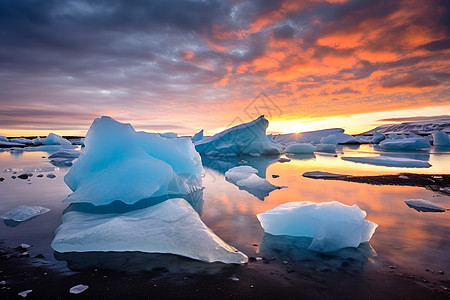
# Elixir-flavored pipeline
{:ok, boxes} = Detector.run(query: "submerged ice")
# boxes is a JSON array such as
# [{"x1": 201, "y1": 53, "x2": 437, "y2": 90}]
[
  {"x1": 51, "y1": 198, "x2": 248, "y2": 264},
  {"x1": 0, "y1": 205, "x2": 50, "y2": 222},
  {"x1": 257, "y1": 201, "x2": 377, "y2": 252},
  {"x1": 64, "y1": 116, "x2": 202, "y2": 205}
]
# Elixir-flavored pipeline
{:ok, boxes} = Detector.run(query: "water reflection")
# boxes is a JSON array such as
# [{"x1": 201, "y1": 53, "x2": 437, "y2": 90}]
[
  {"x1": 201, "y1": 155, "x2": 278, "y2": 178},
  {"x1": 54, "y1": 251, "x2": 235, "y2": 274},
  {"x1": 285, "y1": 153, "x2": 316, "y2": 161}
]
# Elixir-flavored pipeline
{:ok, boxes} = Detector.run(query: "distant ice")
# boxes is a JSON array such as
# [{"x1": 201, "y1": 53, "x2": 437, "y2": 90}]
[
  {"x1": 0, "y1": 205, "x2": 50, "y2": 222},
  {"x1": 11, "y1": 145, "x2": 76, "y2": 153},
  {"x1": 404, "y1": 199, "x2": 446, "y2": 212},
  {"x1": 315, "y1": 143, "x2": 337, "y2": 152},
  {"x1": 257, "y1": 201, "x2": 377, "y2": 252},
  {"x1": 64, "y1": 116, "x2": 202, "y2": 206},
  {"x1": 371, "y1": 131, "x2": 386, "y2": 144},
  {"x1": 302, "y1": 171, "x2": 350, "y2": 178},
  {"x1": 341, "y1": 156, "x2": 431, "y2": 168},
  {"x1": 9, "y1": 137, "x2": 33, "y2": 145},
  {"x1": 285, "y1": 143, "x2": 316, "y2": 154},
  {"x1": 191, "y1": 129, "x2": 204, "y2": 143},
  {"x1": 432, "y1": 131, "x2": 450, "y2": 146},
  {"x1": 320, "y1": 134, "x2": 338, "y2": 145},
  {"x1": 51, "y1": 198, "x2": 248, "y2": 264},
  {"x1": 48, "y1": 148, "x2": 80, "y2": 166},
  {"x1": 69, "y1": 284, "x2": 89, "y2": 294},
  {"x1": 194, "y1": 116, "x2": 281, "y2": 156},
  {"x1": 158, "y1": 132, "x2": 178, "y2": 139},
  {"x1": 379, "y1": 137, "x2": 430, "y2": 150},
  {"x1": 0, "y1": 136, "x2": 7, "y2": 142},
  {"x1": 32, "y1": 133, "x2": 72, "y2": 147},
  {"x1": 273, "y1": 128, "x2": 357, "y2": 145},
  {"x1": 0, "y1": 140, "x2": 26, "y2": 147}
]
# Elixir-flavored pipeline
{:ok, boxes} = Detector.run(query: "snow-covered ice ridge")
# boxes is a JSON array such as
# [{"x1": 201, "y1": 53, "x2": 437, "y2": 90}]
[
  {"x1": 64, "y1": 116, "x2": 203, "y2": 206},
  {"x1": 362, "y1": 118, "x2": 450, "y2": 135}
]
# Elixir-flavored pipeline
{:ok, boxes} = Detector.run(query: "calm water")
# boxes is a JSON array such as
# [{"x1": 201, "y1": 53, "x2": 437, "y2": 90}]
[{"x1": 1, "y1": 144, "x2": 449, "y2": 276}]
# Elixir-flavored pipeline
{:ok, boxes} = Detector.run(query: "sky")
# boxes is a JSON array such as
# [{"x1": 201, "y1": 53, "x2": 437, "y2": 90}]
[{"x1": 0, "y1": 0, "x2": 449, "y2": 137}]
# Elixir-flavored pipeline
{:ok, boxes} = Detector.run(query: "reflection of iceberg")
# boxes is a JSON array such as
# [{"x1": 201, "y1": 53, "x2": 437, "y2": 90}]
[
  {"x1": 258, "y1": 233, "x2": 376, "y2": 273},
  {"x1": 64, "y1": 116, "x2": 203, "y2": 206},
  {"x1": 285, "y1": 153, "x2": 316, "y2": 161},
  {"x1": 51, "y1": 198, "x2": 247, "y2": 264},
  {"x1": 195, "y1": 116, "x2": 281, "y2": 156},
  {"x1": 54, "y1": 251, "x2": 230, "y2": 274},
  {"x1": 257, "y1": 201, "x2": 377, "y2": 252},
  {"x1": 341, "y1": 156, "x2": 431, "y2": 168},
  {"x1": 225, "y1": 166, "x2": 281, "y2": 200}
]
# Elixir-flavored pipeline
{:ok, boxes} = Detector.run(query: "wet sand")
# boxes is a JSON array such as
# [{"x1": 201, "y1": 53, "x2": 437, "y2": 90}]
[{"x1": 1, "y1": 243, "x2": 449, "y2": 299}]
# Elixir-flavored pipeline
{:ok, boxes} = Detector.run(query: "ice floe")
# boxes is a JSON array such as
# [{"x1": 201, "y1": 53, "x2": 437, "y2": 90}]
[
  {"x1": 51, "y1": 198, "x2": 248, "y2": 264},
  {"x1": 341, "y1": 156, "x2": 431, "y2": 168},
  {"x1": 64, "y1": 116, "x2": 202, "y2": 205},
  {"x1": 432, "y1": 131, "x2": 450, "y2": 146},
  {"x1": 194, "y1": 116, "x2": 281, "y2": 156},
  {"x1": 273, "y1": 128, "x2": 357, "y2": 145},
  {"x1": 379, "y1": 137, "x2": 430, "y2": 150},
  {"x1": 315, "y1": 143, "x2": 337, "y2": 152},
  {"x1": 302, "y1": 171, "x2": 350, "y2": 178},
  {"x1": 257, "y1": 201, "x2": 377, "y2": 252},
  {"x1": 48, "y1": 148, "x2": 80, "y2": 166},
  {"x1": 0, "y1": 205, "x2": 50, "y2": 222},
  {"x1": 225, "y1": 166, "x2": 280, "y2": 200},
  {"x1": 404, "y1": 199, "x2": 446, "y2": 212},
  {"x1": 69, "y1": 284, "x2": 89, "y2": 294},
  {"x1": 9, "y1": 137, "x2": 33, "y2": 145},
  {"x1": 285, "y1": 143, "x2": 316, "y2": 154}
]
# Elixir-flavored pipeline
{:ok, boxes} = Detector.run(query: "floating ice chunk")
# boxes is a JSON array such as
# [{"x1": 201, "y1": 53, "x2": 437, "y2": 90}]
[
  {"x1": 18, "y1": 290, "x2": 32, "y2": 297},
  {"x1": 191, "y1": 129, "x2": 204, "y2": 143},
  {"x1": 0, "y1": 205, "x2": 50, "y2": 222},
  {"x1": 225, "y1": 166, "x2": 279, "y2": 200},
  {"x1": 32, "y1": 133, "x2": 72, "y2": 147},
  {"x1": 320, "y1": 134, "x2": 338, "y2": 145},
  {"x1": 302, "y1": 171, "x2": 350, "y2": 178},
  {"x1": 341, "y1": 156, "x2": 431, "y2": 168},
  {"x1": 70, "y1": 284, "x2": 89, "y2": 294},
  {"x1": 49, "y1": 148, "x2": 80, "y2": 160},
  {"x1": 195, "y1": 116, "x2": 281, "y2": 156},
  {"x1": 257, "y1": 201, "x2": 377, "y2": 252},
  {"x1": 404, "y1": 199, "x2": 446, "y2": 212},
  {"x1": 277, "y1": 157, "x2": 290, "y2": 163},
  {"x1": 274, "y1": 128, "x2": 357, "y2": 145},
  {"x1": 432, "y1": 131, "x2": 450, "y2": 146},
  {"x1": 371, "y1": 131, "x2": 386, "y2": 144},
  {"x1": 9, "y1": 137, "x2": 33, "y2": 145},
  {"x1": 379, "y1": 137, "x2": 430, "y2": 150},
  {"x1": 51, "y1": 198, "x2": 248, "y2": 264},
  {"x1": 285, "y1": 143, "x2": 316, "y2": 154},
  {"x1": 64, "y1": 116, "x2": 202, "y2": 206},
  {"x1": 0, "y1": 136, "x2": 7, "y2": 142},
  {"x1": 388, "y1": 133, "x2": 401, "y2": 139},
  {"x1": 11, "y1": 145, "x2": 76, "y2": 153},
  {"x1": 315, "y1": 143, "x2": 337, "y2": 152}
]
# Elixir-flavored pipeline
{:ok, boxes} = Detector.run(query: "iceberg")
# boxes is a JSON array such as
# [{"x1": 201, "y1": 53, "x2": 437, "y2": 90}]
[
  {"x1": 371, "y1": 131, "x2": 386, "y2": 144},
  {"x1": 341, "y1": 156, "x2": 431, "y2": 168},
  {"x1": 63, "y1": 117, "x2": 202, "y2": 205},
  {"x1": 257, "y1": 201, "x2": 377, "y2": 252},
  {"x1": 432, "y1": 131, "x2": 450, "y2": 146},
  {"x1": 48, "y1": 148, "x2": 80, "y2": 166},
  {"x1": 0, "y1": 205, "x2": 50, "y2": 222},
  {"x1": 225, "y1": 166, "x2": 280, "y2": 200},
  {"x1": 9, "y1": 137, "x2": 33, "y2": 145},
  {"x1": 32, "y1": 133, "x2": 72, "y2": 147},
  {"x1": 320, "y1": 134, "x2": 338, "y2": 145},
  {"x1": 158, "y1": 132, "x2": 178, "y2": 139},
  {"x1": 194, "y1": 116, "x2": 281, "y2": 156},
  {"x1": 285, "y1": 143, "x2": 316, "y2": 154},
  {"x1": 379, "y1": 137, "x2": 430, "y2": 150},
  {"x1": 273, "y1": 128, "x2": 357, "y2": 145},
  {"x1": 191, "y1": 129, "x2": 204, "y2": 143},
  {"x1": 51, "y1": 198, "x2": 248, "y2": 264},
  {"x1": 0, "y1": 140, "x2": 26, "y2": 147},
  {"x1": 302, "y1": 171, "x2": 350, "y2": 178},
  {"x1": 404, "y1": 199, "x2": 446, "y2": 212},
  {"x1": 0, "y1": 136, "x2": 7, "y2": 142}
]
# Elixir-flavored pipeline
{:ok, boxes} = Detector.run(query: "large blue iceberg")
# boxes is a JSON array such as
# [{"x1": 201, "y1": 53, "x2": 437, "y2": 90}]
[{"x1": 64, "y1": 116, "x2": 203, "y2": 205}]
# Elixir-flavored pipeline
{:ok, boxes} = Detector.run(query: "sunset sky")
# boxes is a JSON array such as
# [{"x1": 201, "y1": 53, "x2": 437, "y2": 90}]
[{"x1": 0, "y1": 0, "x2": 449, "y2": 137}]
